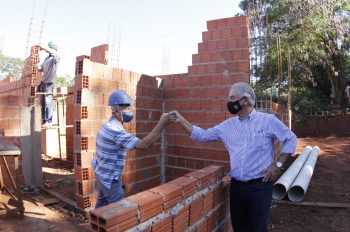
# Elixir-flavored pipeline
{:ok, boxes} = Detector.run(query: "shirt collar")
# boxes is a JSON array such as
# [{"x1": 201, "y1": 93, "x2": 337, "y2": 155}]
[
  {"x1": 239, "y1": 109, "x2": 256, "y2": 121},
  {"x1": 109, "y1": 116, "x2": 122, "y2": 125}
]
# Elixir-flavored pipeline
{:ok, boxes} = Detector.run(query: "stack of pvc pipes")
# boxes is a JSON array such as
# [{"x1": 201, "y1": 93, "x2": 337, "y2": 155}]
[{"x1": 273, "y1": 146, "x2": 320, "y2": 202}]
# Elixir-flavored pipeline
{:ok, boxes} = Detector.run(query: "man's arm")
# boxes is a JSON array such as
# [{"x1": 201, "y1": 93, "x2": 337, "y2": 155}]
[
  {"x1": 262, "y1": 152, "x2": 291, "y2": 182},
  {"x1": 170, "y1": 111, "x2": 193, "y2": 135},
  {"x1": 263, "y1": 115, "x2": 297, "y2": 182},
  {"x1": 135, "y1": 113, "x2": 171, "y2": 150}
]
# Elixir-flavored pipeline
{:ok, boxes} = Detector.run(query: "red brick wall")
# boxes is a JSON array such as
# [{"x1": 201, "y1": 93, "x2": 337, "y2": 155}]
[
  {"x1": 89, "y1": 165, "x2": 233, "y2": 232},
  {"x1": 161, "y1": 16, "x2": 250, "y2": 181},
  {"x1": 0, "y1": 45, "x2": 41, "y2": 189},
  {"x1": 71, "y1": 47, "x2": 163, "y2": 210},
  {"x1": 293, "y1": 115, "x2": 350, "y2": 137}
]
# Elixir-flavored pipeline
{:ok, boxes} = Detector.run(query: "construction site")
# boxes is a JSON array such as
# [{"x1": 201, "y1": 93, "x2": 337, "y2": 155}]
[{"x1": 1, "y1": 1, "x2": 350, "y2": 232}]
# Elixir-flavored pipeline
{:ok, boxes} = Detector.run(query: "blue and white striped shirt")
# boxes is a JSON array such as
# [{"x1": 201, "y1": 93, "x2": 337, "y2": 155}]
[
  {"x1": 191, "y1": 109, "x2": 297, "y2": 181},
  {"x1": 92, "y1": 117, "x2": 140, "y2": 189}
]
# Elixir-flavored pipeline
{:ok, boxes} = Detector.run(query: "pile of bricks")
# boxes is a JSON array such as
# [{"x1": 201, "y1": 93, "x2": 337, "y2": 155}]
[
  {"x1": 90, "y1": 165, "x2": 232, "y2": 232},
  {"x1": 161, "y1": 16, "x2": 250, "y2": 180}
]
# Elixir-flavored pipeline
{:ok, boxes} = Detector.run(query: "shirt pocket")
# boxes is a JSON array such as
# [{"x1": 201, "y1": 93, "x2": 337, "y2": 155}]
[{"x1": 251, "y1": 132, "x2": 266, "y2": 149}]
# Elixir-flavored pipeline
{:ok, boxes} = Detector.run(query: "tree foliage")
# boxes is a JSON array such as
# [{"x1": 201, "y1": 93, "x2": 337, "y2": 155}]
[
  {"x1": 240, "y1": 0, "x2": 350, "y2": 110},
  {"x1": 56, "y1": 74, "x2": 74, "y2": 87},
  {"x1": 0, "y1": 54, "x2": 24, "y2": 80}
]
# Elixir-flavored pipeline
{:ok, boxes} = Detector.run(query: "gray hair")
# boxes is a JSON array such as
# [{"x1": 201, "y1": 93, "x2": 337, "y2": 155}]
[
  {"x1": 231, "y1": 82, "x2": 256, "y2": 106},
  {"x1": 111, "y1": 105, "x2": 121, "y2": 112}
]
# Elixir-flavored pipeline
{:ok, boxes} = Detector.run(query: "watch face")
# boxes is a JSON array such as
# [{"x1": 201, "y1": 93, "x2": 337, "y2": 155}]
[{"x1": 276, "y1": 161, "x2": 282, "y2": 168}]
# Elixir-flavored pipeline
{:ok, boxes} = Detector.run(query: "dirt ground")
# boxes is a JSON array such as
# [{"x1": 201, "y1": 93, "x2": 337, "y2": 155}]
[
  {"x1": 41, "y1": 157, "x2": 76, "y2": 202},
  {"x1": 1, "y1": 137, "x2": 349, "y2": 231},
  {"x1": 269, "y1": 137, "x2": 350, "y2": 232},
  {"x1": 0, "y1": 191, "x2": 90, "y2": 232}
]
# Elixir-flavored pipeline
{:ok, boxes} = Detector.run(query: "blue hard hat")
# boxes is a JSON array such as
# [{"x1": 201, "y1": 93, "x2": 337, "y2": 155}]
[
  {"x1": 108, "y1": 90, "x2": 133, "y2": 106},
  {"x1": 48, "y1": 41, "x2": 57, "y2": 50}
]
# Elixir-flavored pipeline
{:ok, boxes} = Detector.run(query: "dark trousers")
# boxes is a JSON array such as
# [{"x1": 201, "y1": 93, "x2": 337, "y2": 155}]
[
  {"x1": 230, "y1": 178, "x2": 273, "y2": 232},
  {"x1": 38, "y1": 82, "x2": 54, "y2": 124}
]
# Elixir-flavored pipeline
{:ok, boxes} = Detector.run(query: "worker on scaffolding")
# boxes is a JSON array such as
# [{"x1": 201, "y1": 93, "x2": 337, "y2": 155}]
[
  {"x1": 37, "y1": 41, "x2": 60, "y2": 128},
  {"x1": 92, "y1": 90, "x2": 173, "y2": 208}
]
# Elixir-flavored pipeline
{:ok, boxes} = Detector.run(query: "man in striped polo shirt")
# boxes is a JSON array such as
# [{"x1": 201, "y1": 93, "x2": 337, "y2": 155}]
[
  {"x1": 171, "y1": 82, "x2": 297, "y2": 232},
  {"x1": 92, "y1": 90, "x2": 171, "y2": 208}
]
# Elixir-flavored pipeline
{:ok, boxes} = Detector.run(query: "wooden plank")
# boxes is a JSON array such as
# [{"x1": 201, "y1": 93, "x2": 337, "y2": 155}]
[
  {"x1": 32, "y1": 196, "x2": 60, "y2": 206},
  {"x1": 0, "y1": 135, "x2": 21, "y2": 154},
  {"x1": 41, "y1": 187, "x2": 77, "y2": 209},
  {"x1": 0, "y1": 150, "x2": 21, "y2": 156},
  {"x1": 272, "y1": 200, "x2": 350, "y2": 208}
]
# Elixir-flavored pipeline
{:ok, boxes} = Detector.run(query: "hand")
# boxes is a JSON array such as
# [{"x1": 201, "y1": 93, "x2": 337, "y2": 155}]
[
  {"x1": 262, "y1": 163, "x2": 280, "y2": 182},
  {"x1": 159, "y1": 113, "x2": 171, "y2": 126},
  {"x1": 168, "y1": 110, "x2": 182, "y2": 124}
]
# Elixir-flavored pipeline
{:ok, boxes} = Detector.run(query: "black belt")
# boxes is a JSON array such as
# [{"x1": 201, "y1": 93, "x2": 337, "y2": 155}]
[{"x1": 231, "y1": 177, "x2": 263, "y2": 185}]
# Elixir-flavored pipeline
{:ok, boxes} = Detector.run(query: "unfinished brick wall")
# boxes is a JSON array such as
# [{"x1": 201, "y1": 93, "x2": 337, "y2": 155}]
[
  {"x1": 161, "y1": 16, "x2": 250, "y2": 181},
  {"x1": 0, "y1": 95, "x2": 23, "y2": 188},
  {"x1": 293, "y1": 115, "x2": 350, "y2": 137},
  {"x1": 0, "y1": 45, "x2": 41, "y2": 188},
  {"x1": 70, "y1": 45, "x2": 163, "y2": 210},
  {"x1": 90, "y1": 165, "x2": 232, "y2": 232}
]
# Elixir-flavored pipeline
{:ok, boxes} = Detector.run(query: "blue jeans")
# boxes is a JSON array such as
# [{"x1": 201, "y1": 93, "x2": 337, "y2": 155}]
[
  {"x1": 230, "y1": 178, "x2": 273, "y2": 232},
  {"x1": 39, "y1": 82, "x2": 54, "y2": 124},
  {"x1": 95, "y1": 179, "x2": 124, "y2": 208}
]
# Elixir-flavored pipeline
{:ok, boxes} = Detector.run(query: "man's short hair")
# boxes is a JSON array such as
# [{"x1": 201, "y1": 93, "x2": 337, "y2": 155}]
[
  {"x1": 231, "y1": 82, "x2": 256, "y2": 106},
  {"x1": 111, "y1": 104, "x2": 130, "y2": 112}
]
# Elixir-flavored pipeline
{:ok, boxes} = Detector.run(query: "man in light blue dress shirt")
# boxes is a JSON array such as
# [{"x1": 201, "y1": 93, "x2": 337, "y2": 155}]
[{"x1": 172, "y1": 82, "x2": 297, "y2": 232}]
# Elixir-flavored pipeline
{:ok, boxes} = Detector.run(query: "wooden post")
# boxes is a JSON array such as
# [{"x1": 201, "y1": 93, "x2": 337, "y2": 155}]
[{"x1": 287, "y1": 46, "x2": 292, "y2": 129}]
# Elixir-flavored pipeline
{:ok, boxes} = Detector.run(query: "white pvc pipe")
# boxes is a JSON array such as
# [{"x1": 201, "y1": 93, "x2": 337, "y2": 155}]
[
  {"x1": 272, "y1": 146, "x2": 312, "y2": 200},
  {"x1": 288, "y1": 146, "x2": 320, "y2": 202}
]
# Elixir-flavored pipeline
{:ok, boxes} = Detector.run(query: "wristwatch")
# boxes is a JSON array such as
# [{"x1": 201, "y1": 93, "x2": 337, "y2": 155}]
[{"x1": 275, "y1": 160, "x2": 283, "y2": 168}]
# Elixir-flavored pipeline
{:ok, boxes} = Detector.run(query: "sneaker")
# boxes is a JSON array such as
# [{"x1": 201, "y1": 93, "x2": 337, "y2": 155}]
[{"x1": 42, "y1": 122, "x2": 52, "y2": 128}]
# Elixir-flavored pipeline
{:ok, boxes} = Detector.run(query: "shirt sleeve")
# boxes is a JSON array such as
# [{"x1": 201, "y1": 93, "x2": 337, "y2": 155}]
[
  {"x1": 268, "y1": 115, "x2": 297, "y2": 153},
  {"x1": 114, "y1": 130, "x2": 141, "y2": 150},
  {"x1": 190, "y1": 125, "x2": 221, "y2": 142}
]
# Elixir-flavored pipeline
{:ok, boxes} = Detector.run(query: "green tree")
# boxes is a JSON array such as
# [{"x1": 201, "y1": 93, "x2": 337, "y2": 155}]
[
  {"x1": 56, "y1": 74, "x2": 74, "y2": 87},
  {"x1": 0, "y1": 54, "x2": 24, "y2": 80},
  {"x1": 240, "y1": 0, "x2": 350, "y2": 106}
]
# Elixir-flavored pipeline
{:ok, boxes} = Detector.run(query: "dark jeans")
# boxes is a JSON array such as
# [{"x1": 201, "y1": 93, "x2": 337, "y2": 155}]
[
  {"x1": 95, "y1": 179, "x2": 124, "y2": 208},
  {"x1": 39, "y1": 82, "x2": 54, "y2": 124},
  {"x1": 230, "y1": 177, "x2": 273, "y2": 232}
]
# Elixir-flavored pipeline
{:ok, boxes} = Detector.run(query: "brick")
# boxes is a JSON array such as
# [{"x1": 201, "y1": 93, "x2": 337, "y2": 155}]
[
  {"x1": 163, "y1": 195, "x2": 182, "y2": 210},
  {"x1": 189, "y1": 197, "x2": 203, "y2": 225},
  {"x1": 124, "y1": 190, "x2": 163, "y2": 213},
  {"x1": 201, "y1": 165, "x2": 224, "y2": 183},
  {"x1": 152, "y1": 215, "x2": 172, "y2": 232},
  {"x1": 74, "y1": 166, "x2": 95, "y2": 181},
  {"x1": 93, "y1": 203, "x2": 138, "y2": 228},
  {"x1": 90, "y1": 44, "x2": 108, "y2": 65},
  {"x1": 75, "y1": 180, "x2": 98, "y2": 195},
  {"x1": 76, "y1": 193, "x2": 97, "y2": 209},
  {"x1": 74, "y1": 136, "x2": 96, "y2": 152},
  {"x1": 197, "y1": 217, "x2": 208, "y2": 232},
  {"x1": 149, "y1": 183, "x2": 182, "y2": 201},
  {"x1": 139, "y1": 204, "x2": 163, "y2": 222},
  {"x1": 185, "y1": 169, "x2": 211, "y2": 190},
  {"x1": 207, "y1": 210, "x2": 219, "y2": 231},
  {"x1": 173, "y1": 205, "x2": 189, "y2": 231}
]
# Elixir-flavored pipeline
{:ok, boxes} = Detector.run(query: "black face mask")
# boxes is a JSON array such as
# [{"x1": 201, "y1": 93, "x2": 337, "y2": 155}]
[{"x1": 227, "y1": 97, "x2": 245, "y2": 114}]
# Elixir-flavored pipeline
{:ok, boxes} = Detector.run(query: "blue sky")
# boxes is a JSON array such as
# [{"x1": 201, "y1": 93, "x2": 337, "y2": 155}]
[{"x1": 0, "y1": 0, "x2": 243, "y2": 77}]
